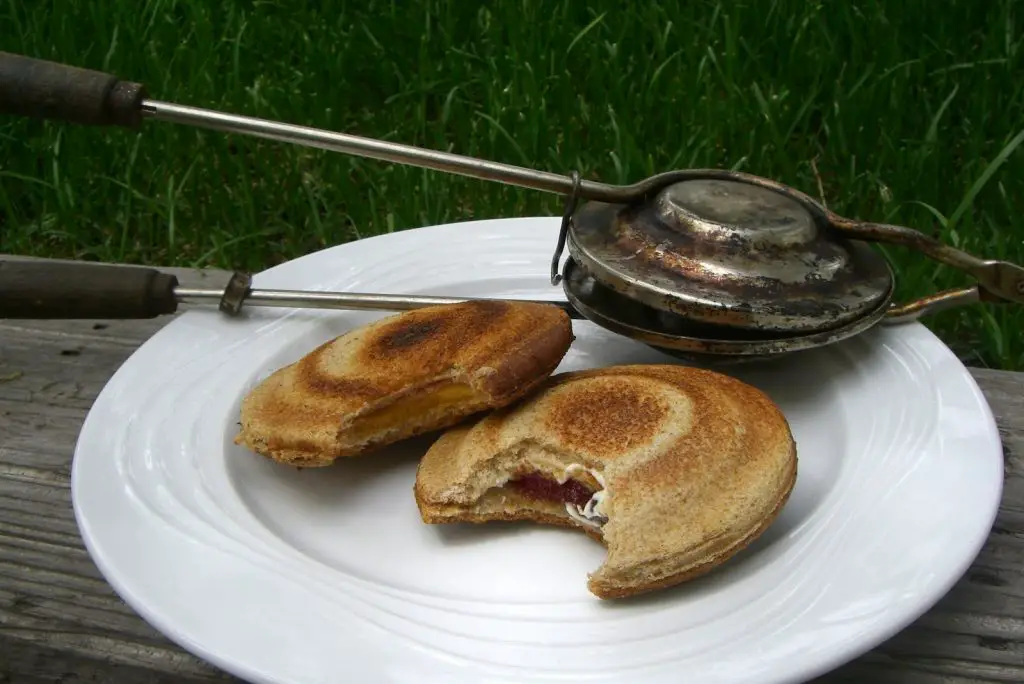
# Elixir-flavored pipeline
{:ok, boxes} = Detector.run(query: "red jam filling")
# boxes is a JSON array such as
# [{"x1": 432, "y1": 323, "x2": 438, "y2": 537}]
[{"x1": 506, "y1": 472, "x2": 595, "y2": 507}]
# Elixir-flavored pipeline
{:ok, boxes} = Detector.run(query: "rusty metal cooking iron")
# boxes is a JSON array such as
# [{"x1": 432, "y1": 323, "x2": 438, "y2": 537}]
[{"x1": 0, "y1": 51, "x2": 1021, "y2": 361}]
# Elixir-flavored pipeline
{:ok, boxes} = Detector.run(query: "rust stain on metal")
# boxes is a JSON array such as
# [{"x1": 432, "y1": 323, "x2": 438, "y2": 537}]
[{"x1": 569, "y1": 179, "x2": 893, "y2": 333}]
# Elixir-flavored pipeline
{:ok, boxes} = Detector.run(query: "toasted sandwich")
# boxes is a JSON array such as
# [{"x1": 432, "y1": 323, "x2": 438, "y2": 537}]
[
  {"x1": 413, "y1": 364, "x2": 797, "y2": 599},
  {"x1": 235, "y1": 300, "x2": 574, "y2": 466}
]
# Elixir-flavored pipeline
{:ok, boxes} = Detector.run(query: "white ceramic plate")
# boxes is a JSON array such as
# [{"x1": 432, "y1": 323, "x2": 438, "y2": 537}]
[{"x1": 72, "y1": 217, "x2": 1003, "y2": 684}]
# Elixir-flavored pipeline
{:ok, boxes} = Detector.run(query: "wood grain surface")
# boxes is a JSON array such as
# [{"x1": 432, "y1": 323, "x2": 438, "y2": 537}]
[{"x1": 0, "y1": 259, "x2": 1021, "y2": 683}]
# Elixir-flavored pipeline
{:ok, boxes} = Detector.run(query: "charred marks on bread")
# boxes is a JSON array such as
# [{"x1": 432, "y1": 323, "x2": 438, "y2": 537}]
[
  {"x1": 362, "y1": 300, "x2": 512, "y2": 362},
  {"x1": 265, "y1": 300, "x2": 569, "y2": 407},
  {"x1": 545, "y1": 378, "x2": 670, "y2": 455},
  {"x1": 377, "y1": 318, "x2": 446, "y2": 351}
]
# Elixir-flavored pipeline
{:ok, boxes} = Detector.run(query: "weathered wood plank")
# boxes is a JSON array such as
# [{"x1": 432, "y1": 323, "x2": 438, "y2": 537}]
[
  {"x1": 0, "y1": 257, "x2": 1021, "y2": 683},
  {"x1": 0, "y1": 637, "x2": 231, "y2": 683},
  {"x1": 0, "y1": 258, "x2": 247, "y2": 682}
]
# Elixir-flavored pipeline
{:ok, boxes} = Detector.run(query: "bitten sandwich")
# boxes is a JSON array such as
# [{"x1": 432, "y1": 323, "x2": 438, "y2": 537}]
[
  {"x1": 413, "y1": 364, "x2": 797, "y2": 599},
  {"x1": 235, "y1": 300, "x2": 574, "y2": 466}
]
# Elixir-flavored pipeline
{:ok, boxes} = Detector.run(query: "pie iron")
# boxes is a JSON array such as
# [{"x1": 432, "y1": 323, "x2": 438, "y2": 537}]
[{"x1": 0, "y1": 51, "x2": 1021, "y2": 362}]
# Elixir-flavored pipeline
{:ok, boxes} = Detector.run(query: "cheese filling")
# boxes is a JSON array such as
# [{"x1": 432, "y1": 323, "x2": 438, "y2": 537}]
[{"x1": 343, "y1": 384, "x2": 482, "y2": 443}]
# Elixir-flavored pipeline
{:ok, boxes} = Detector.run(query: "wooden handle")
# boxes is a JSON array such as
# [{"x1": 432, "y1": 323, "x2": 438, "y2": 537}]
[
  {"x1": 0, "y1": 260, "x2": 179, "y2": 319},
  {"x1": 0, "y1": 51, "x2": 147, "y2": 128}
]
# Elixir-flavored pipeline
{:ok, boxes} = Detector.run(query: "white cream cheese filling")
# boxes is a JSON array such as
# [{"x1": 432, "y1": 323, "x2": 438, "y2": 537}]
[{"x1": 560, "y1": 463, "x2": 608, "y2": 529}]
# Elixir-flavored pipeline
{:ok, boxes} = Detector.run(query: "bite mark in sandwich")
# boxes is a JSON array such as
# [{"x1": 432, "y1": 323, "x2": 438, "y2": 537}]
[
  {"x1": 413, "y1": 364, "x2": 798, "y2": 600},
  {"x1": 234, "y1": 300, "x2": 574, "y2": 466}
]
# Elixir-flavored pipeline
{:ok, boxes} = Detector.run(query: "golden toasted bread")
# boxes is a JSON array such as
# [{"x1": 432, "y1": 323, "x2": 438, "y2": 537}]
[
  {"x1": 235, "y1": 300, "x2": 574, "y2": 466},
  {"x1": 413, "y1": 363, "x2": 797, "y2": 599}
]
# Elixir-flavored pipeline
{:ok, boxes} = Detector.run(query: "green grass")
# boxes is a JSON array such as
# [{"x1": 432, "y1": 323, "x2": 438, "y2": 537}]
[{"x1": 1, "y1": 0, "x2": 1022, "y2": 370}]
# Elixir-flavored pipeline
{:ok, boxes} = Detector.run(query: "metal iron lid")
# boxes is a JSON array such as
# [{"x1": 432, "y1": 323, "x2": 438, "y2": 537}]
[{"x1": 566, "y1": 176, "x2": 895, "y2": 334}]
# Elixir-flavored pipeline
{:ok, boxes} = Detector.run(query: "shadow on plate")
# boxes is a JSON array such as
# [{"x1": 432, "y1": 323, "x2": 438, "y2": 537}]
[
  {"x1": 432, "y1": 519, "x2": 578, "y2": 546},
  {"x1": 567, "y1": 323, "x2": 866, "y2": 414}
]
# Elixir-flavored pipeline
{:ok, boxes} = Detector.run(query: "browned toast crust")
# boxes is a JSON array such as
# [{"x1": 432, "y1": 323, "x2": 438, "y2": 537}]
[
  {"x1": 413, "y1": 363, "x2": 798, "y2": 600},
  {"x1": 235, "y1": 300, "x2": 574, "y2": 466},
  {"x1": 587, "y1": 449, "x2": 796, "y2": 599}
]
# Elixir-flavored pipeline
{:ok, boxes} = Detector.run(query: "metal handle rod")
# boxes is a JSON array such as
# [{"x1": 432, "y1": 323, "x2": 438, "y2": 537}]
[
  {"x1": 141, "y1": 102, "x2": 808, "y2": 209},
  {"x1": 142, "y1": 100, "x2": 711, "y2": 205},
  {"x1": 144, "y1": 100, "x2": 605, "y2": 200},
  {"x1": 173, "y1": 285, "x2": 584, "y2": 319}
]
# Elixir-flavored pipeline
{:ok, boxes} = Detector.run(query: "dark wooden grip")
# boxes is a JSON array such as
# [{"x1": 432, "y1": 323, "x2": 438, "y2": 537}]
[
  {"x1": 0, "y1": 51, "x2": 147, "y2": 128},
  {"x1": 0, "y1": 260, "x2": 179, "y2": 319}
]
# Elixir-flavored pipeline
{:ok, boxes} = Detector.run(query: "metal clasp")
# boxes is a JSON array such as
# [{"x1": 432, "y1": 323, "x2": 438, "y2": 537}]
[
  {"x1": 219, "y1": 271, "x2": 252, "y2": 315},
  {"x1": 549, "y1": 170, "x2": 582, "y2": 286}
]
